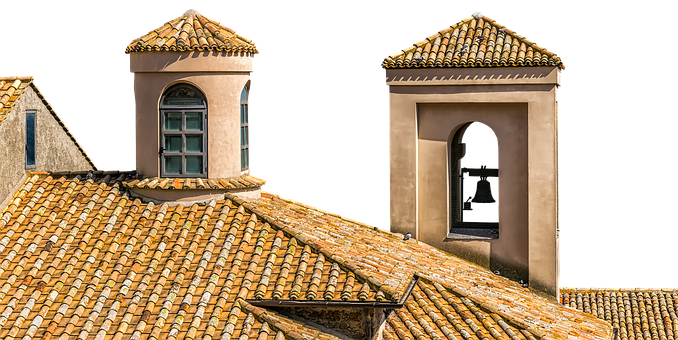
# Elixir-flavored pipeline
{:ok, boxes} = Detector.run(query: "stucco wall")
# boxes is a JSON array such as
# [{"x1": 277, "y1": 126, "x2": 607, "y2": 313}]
[
  {"x1": 131, "y1": 51, "x2": 252, "y2": 179},
  {"x1": 387, "y1": 66, "x2": 560, "y2": 298},
  {"x1": 0, "y1": 86, "x2": 94, "y2": 202},
  {"x1": 417, "y1": 103, "x2": 529, "y2": 281}
]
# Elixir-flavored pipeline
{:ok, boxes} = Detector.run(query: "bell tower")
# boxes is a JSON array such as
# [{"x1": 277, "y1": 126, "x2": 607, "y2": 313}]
[
  {"x1": 126, "y1": 10, "x2": 263, "y2": 200},
  {"x1": 385, "y1": 13, "x2": 563, "y2": 299}
]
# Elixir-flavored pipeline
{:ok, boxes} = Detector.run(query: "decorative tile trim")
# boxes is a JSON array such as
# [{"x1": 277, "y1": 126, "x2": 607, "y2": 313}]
[{"x1": 124, "y1": 175, "x2": 265, "y2": 190}]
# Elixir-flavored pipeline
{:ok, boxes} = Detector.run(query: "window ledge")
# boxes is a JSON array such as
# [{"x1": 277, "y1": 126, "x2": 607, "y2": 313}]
[{"x1": 447, "y1": 229, "x2": 498, "y2": 240}]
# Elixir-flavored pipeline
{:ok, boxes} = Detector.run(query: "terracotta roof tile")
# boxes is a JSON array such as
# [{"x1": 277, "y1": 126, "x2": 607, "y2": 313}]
[
  {"x1": 126, "y1": 9, "x2": 258, "y2": 54},
  {"x1": 0, "y1": 173, "x2": 396, "y2": 340},
  {"x1": 561, "y1": 288, "x2": 678, "y2": 340},
  {"x1": 0, "y1": 172, "x2": 613, "y2": 339},
  {"x1": 123, "y1": 174, "x2": 265, "y2": 190},
  {"x1": 383, "y1": 14, "x2": 564, "y2": 70},
  {"x1": 0, "y1": 77, "x2": 32, "y2": 126},
  {"x1": 239, "y1": 192, "x2": 612, "y2": 339}
]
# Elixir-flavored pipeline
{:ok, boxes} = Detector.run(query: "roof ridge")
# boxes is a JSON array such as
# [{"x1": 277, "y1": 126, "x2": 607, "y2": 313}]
[
  {"x1": 421, "y1": 277, "x2": 545, "y2": 339},
  {"x1": 228, "y1": 193, "x2": 402, "y2": 301},
  {"x1": 562, "y1": 287, "x2": 678, "y2": 292}
]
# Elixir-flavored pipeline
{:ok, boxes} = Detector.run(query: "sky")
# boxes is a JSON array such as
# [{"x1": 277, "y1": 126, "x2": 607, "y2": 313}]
[{"x1": 3, "y1": 0, "x2": 677, "y2": 289}]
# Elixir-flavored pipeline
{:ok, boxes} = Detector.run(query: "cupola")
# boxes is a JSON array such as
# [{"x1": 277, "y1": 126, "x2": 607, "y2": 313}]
[{"x1": 126, "y1": 10, "x2": 263, "y2": 201}]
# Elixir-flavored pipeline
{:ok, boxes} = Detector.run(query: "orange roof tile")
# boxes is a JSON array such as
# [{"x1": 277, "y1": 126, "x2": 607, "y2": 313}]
[
  {"x1": 0, "y1": 77, "x2": 96, "y2": 170},
  {"x1": 384, "y1": 279, "x2": 539, "y2": 340},
  {"x1": 123, "y1": 174, "x2": 266, "y2": 190},
  {"x1": 126, "y1": 9, "x2": 258, "y2": 54},
  {"x1": 561, "y1": 288, "x2": 678, "y2": 340},
  {"x1": 0, "y1": 172, "x2": 612, "y2": 339},
  {"x1": 0, "y1": 77, "x2": 32, "y2": 126},
  {"x1": 382, "y1": 13, "x2": 564, "y2": 70},
  {"x1": 241, "y1": 192, "x2": 613, "y2": 339},
  {"x1": 0, "y1": 173, "x2": 396, "y2": 340}
]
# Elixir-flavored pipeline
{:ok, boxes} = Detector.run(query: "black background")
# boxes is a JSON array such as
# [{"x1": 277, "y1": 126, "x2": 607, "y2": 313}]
[{"x1": 0, "y1": 2, "x2": 678, "y2": 286}]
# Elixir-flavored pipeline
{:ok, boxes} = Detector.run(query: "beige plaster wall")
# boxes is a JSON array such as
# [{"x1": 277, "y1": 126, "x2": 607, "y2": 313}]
[
  {"x1": 0, "y1": 86, "x2": 94, "y2": 202},
  {"x1": 131, "y1": 51, "x2": 252, "y2": 179},
  {"x1": 388, "y1": 66, "x2": 560, "y2": 298},
  {"x1": 418, "y1": 103, "x2": 529, "y2": 279}
]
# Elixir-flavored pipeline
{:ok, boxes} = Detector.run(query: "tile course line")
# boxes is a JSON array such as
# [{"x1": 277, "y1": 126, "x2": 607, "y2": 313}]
[
  {"x1": 0, "y1": 178, "x2": 95, "y2": 335},
  {"x1": 165, "y1": 200, "x2": 223, "y2": 340},
  {"x1": 109, "y1": 202, "x2": 172, "y2": 340},
  {"x1": 180, "y1": 201, "x2": 232, "y2": 340},
  {"x1": 5, "y1": 179, "x2": 108, "y2": 339}
]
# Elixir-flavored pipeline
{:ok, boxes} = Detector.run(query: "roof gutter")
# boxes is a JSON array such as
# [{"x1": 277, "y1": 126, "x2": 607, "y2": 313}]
[{"x1": 247, "y1": 275, "x2": 418, "y2": 309}]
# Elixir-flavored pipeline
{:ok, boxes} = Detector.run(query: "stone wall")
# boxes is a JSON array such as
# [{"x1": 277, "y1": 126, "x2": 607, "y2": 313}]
[{"x1": 0, "y1": 85, "x2": 94, "y2": 203}]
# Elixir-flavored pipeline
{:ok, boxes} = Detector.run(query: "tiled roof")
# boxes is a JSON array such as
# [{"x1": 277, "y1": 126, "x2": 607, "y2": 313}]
[
  {"x1": 126, "y1": 9, "x2": 258, "y2": 54},
  {"x1": 0, "y1": 172, "x2": 612, "y2": 339},
  {"x1": 383, "y1": 278, "x2": 540, "y2": 340},
  {"x1": 0, "y1": 77, "x2": 97, "y2": 170},
  {"x1": 561, "y1": 288, "x2": 678, "y2": 340},
  {"x1": 123, "y1": 175, "x2": 266, "y2": 190},
  {"x1": 241, "y1": 193, "x2": 613, "y2": 340},
  {"x1": 0, "y1": 77, "x2": 32, "y2": 126},
  {"x1": 382, "y1": 13, "x2": 564, "y2": 69},
  {"x1": 0, "y1": 173, "x2": 396, "y2": 340}
]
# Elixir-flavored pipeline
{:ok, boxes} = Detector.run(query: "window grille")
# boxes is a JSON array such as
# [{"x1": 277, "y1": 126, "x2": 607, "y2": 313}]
[{"x1": 159, "y1": 84, "x2": 207, "y2": 177}]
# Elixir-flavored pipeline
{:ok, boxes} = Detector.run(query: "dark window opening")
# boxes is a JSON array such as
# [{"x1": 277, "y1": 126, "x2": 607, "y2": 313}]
[
  {"x1": 25, "y1": 110, "x2": 36, "y2": 169},
  {"x1": 240, "y1": 86, "x2": 251, "y2": 171}
]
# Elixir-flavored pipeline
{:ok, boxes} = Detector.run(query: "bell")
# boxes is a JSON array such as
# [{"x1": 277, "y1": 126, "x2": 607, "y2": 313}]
[
  {"x1": 463, "y1": 197, "x2": 473, "y2": 210},
  {"x1": 472, "y1": 177, "x2": 495, "y2": 203}
]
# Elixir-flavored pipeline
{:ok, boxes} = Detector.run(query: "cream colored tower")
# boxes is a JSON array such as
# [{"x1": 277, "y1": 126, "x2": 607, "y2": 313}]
[
  {"x1": 385, "y1": 13, "x2": 563, "y2": 299},
  {"x1": 128, "y1": 9, "x2": 257, "y2": 180}
]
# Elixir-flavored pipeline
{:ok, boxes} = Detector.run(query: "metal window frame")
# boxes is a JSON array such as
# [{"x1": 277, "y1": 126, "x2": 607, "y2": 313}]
[
  {"x1": 160, "y1": 106, "x2": 208, "y2": 178},
  {"x1": 25, "y1": 109, "x2": 36, "y2": 170}
]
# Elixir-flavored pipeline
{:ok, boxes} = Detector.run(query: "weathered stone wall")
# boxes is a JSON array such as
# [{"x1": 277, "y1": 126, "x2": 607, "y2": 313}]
[
  {"x1": 0, "y1": 86, "x2": 93, "y2": 203},
  {"x1": 0, "y1": 97, "x2": 27, "y2": 204}
]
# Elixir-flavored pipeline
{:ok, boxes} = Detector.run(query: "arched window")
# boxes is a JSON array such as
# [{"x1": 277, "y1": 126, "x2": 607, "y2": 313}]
[
  {"x1": 159, "y1": 84, "x2": 207, "y2": 177},
  {"x1": 240, "y1": 86, "x2": 249, "y2": 171},
  {"x1": 450, "y1": 122, "x2": 499, "y2": 238}
]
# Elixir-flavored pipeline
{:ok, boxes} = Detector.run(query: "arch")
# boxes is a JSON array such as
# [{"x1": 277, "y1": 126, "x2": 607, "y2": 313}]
[
  {"x1": 159, "y1": 83, "x2": 207, "y2": 177},
  {"x1": 161, "y1": 82, "x2": 207, "y2": 107},
  {"x1": 448, "y1": 121, "x2": 499, "y2": 237}
]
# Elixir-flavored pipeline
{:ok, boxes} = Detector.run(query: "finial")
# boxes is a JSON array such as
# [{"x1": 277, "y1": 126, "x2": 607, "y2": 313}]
[
  {"x1": 184, "y1": 9, "x2": 200, "y2": 16},
  {"x1": 472, "y1": 12, "x2": 483, "y2": 19}
]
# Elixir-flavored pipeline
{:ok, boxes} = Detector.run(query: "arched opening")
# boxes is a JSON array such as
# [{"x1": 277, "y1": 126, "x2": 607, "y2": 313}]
[
  {"x1": 159, "y1": 83, "x2": 207, "y2": 177},
  {"x1": 449, "y1": 122, "x2": 499, "y2": 237}
]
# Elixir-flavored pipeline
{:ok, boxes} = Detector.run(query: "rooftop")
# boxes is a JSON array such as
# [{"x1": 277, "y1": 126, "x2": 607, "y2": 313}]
[{"x1": 0, "y1": 172, "x2": 611, "y2": 339}]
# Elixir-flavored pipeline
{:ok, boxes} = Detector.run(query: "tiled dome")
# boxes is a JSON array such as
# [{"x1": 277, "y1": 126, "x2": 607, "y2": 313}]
[
  {"x1": 383, "y1": 13, "x2": 563, "y2": 69},
  {"x1": 126, "y1": 10, "x2": 258, "y2": 54}
]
